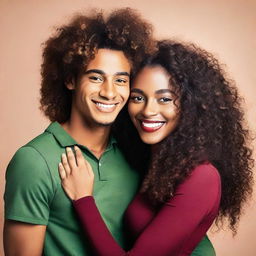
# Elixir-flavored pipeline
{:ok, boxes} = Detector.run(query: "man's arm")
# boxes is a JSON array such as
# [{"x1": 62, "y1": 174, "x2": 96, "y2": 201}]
[
  {"x1": 4, "y1": 220, "x2": 46, "y2": 256},
  {"x1": 4, "y1": 146, "x2": 54, "y2": 255}
]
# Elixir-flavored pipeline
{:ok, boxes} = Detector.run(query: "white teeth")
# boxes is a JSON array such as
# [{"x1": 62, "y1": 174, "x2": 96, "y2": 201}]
[
  {"x1": 142, "y1": 122, "x2": 164, "y2": 128},
  {"x1": 96, "y1": 103, "x2": 115, "y2": 108}
]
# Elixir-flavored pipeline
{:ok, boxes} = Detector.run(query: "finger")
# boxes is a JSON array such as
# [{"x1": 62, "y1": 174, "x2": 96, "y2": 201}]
[
  {"x1": 66, "y1": 147, "x2": 77, "y2": 168},
  {"x1": 74, "y1": 146, "x2": 85, "y2": 167},
  {"x1": 58, "y1": 163, "x2": 67, "y2": 180},
  {"x1": 84, "y1": 159, "x2": 94, "y2": 178},
  {"x1": 61, "y1": 153, "x2": 71, "y2": 175}
]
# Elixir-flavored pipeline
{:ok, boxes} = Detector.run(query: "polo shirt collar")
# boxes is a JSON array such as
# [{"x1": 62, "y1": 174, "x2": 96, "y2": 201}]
[{"x1": 45, "y1": 122, "x2": 117, "y2": 149}]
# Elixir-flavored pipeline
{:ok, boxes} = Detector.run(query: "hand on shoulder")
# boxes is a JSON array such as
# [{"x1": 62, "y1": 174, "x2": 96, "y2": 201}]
[{"x1": 58, "y1": 146, "x2": 94, "y2": 200}]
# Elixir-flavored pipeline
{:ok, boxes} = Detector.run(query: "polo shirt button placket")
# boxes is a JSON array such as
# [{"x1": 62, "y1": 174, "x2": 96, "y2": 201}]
[{"x1": 98, "y1": 161, "x2": 103, "y2": 180}]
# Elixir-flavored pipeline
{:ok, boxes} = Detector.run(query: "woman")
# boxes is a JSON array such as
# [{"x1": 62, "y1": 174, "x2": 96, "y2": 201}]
[{"x1": 58, "y1": 40, "x2": 253, "y2": 256}]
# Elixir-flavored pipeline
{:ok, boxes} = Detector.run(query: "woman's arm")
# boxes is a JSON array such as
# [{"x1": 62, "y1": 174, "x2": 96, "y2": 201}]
[{"x1": 59, "y1": 148, "x2": 221, "y2": 256}]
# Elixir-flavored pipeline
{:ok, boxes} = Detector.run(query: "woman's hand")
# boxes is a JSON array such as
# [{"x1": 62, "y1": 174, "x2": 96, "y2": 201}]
[{"x1": 58, "y1": 146, "x2": 94, "y2": 201}]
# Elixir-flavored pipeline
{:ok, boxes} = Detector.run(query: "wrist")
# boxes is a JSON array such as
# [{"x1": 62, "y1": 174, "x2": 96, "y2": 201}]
[
  {"x1": 73, "y1": 193, "x2": 93, "y2": 201},
  {"x1": 73, "y1": 195, "x2": 94, "y2": 203}
]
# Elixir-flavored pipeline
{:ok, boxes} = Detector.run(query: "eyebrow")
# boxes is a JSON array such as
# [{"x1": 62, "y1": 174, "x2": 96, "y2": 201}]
[
  {"x1": 130, "y1": 88, "x2": 172, "y2": 94},
  {"x1": 84, "y1": 69, "x2": 130, "y2": 77},
  {"x1": 155, "y1": 89, "x2": 172, "y2": 94},
  {"x1": 130, "y1": 88, "x2": 144, "y2": 94}
]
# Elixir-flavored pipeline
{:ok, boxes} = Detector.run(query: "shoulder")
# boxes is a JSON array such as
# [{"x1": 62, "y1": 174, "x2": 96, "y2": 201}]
[
  {"x1": 6, "y1": 146, "x2": 49, "y2": 179},
  {"x1": 171, "y1": 163, "x2": 221, "y2": 212},
  {"x1": 175, "y1": 163, "x2": 221, "y2": 197},
  {"x1": 9, "y1": 128, "x2": 60, "y2": 167},
  {"x1": 25, "y1": 130, "x2": 56, "y2": 150},
  {"x1": 6, "y1": 130, "x2": 55, "y2": 179},
  {"x1": 189, "y1": 163, "x2": 221, "y2": 186},
  {"x1": 8, "y1": 129, "x2": 53, "y2": 167}
]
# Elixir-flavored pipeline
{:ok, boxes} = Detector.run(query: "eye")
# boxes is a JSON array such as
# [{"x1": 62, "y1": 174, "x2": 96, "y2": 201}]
[
  {"x1": 159, "y1": 97, "x2": 172, "y2": 104},
  {"x1": 88, "y1": 75, "x2": 103, "y2": 83},
  {"x1": 129, "y1": 95, "x2": 144, "y2": 103},
  {"x1": 115, "y1": 78, "x2": 129, "y2": 85}
]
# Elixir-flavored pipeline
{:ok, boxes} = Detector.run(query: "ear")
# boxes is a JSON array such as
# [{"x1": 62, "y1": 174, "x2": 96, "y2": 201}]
[{"x1": 66, "y1": 81, "x2": 75, "y2": 90}]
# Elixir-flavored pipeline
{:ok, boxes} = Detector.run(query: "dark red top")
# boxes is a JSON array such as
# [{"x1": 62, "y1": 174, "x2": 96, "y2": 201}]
[{"x1": 73, "y1": 163, "x2": 221, "y2": 256}]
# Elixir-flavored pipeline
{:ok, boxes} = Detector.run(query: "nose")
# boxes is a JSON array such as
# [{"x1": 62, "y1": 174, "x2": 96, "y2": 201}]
[
  {"x1": 99, "y1": 79, "x2": 117, "y2": 100},
  {"x1": 142, "y1": 99, "x2": 158, "y2": 117}
]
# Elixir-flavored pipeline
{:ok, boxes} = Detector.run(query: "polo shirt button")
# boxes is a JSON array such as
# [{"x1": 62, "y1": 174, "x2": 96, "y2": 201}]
[{"x1": 99, "y1": 163, "x2": 102, "y2": 166}]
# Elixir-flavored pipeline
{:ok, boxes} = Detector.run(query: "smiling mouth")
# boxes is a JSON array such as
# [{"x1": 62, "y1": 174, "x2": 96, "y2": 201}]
[
  {"x1": 140, "y1": 120, "x2": 166, "y2": 132},
  {"x1": 92, "y1": 100, "x2": 119, "y2": 113}
]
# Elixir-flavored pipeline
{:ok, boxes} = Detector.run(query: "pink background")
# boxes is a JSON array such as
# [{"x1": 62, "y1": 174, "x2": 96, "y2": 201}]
[{"x1": 0, "y1": 0, "x2": 255, "y2": 255}]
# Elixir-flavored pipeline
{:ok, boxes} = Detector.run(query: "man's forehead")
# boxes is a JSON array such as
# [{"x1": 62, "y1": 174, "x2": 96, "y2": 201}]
[{"x1": 84, "y1": 48, "x2": 131, "y2": 74}]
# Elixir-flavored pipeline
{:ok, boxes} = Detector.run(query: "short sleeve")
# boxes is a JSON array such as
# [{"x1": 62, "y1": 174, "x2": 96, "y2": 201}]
[{"x1": 4, "y1": 146, "x2": 54, "y2": 225}]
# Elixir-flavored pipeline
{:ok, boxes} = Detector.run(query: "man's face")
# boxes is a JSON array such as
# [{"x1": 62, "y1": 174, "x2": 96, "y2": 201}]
[{"x1": 69, "y1": 49, "x2": 131, "y2": 127}]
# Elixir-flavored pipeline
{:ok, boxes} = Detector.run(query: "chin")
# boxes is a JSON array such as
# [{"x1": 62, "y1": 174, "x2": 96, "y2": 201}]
[
  {"x1": 140, "y1": 136, "x2": 162, "y2": 145},
  {"x1": 95, "y1": 121, "x2": 115, "y2": 127},
  {"x1": 139, "y1": 130, "x2": 170, "y2": 144}
]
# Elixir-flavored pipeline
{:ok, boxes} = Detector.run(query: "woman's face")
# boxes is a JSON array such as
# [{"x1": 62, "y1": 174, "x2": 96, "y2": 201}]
[{"x1": 128, "y1": 65, "x2": 180, "y2": 145}]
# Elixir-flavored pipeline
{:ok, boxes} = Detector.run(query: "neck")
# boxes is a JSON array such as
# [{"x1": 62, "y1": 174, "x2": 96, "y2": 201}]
[{"x1": 62, "y1": 115, "x2": 111, "y2": 159}]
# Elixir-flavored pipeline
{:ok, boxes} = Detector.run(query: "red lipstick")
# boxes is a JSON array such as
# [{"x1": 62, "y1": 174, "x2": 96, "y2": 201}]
[{"x1": 140, "y1": 120, "x2": 165, "y2": 133}]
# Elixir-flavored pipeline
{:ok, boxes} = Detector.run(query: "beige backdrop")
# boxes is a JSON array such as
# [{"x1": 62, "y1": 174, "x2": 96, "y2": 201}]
[{"x1": 0, "y1": 0, "x2": 255, "y2": 255}]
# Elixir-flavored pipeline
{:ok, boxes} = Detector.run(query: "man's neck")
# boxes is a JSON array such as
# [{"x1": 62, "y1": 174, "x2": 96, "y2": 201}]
[{"x1": 61, "y1": 117, "x2": 111, "y2": 159}]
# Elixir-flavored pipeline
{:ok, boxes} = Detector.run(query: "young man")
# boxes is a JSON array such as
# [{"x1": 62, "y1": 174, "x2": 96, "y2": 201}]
[{"x1": 4, "y1": 9, "x2": 154, "y2": 256}]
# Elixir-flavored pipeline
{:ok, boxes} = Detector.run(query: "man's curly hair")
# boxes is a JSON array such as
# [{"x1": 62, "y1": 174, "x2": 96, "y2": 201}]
[
  {"x1": 113, "y1": 40, "x2": 254, "y2": 234},
  {"x1": 40, "y1": 8, "x2": 155, "y2": 122}
]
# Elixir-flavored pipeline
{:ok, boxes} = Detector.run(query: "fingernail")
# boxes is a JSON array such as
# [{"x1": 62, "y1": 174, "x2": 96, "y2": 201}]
[
  {"x1": 62, "y1": 153, "x2": 66, "y2": 158},
  {"x1": 66, "y1": 147, "x2": 71, "y2": 152},
  {"x1": 74, "y1": 146, "x2": 79, "y2": 150}
]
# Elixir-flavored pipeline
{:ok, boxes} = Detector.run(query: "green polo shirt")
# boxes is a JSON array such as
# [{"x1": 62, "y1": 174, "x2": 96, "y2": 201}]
[{"x1": 4, "y1": 122, "x2": 140, "y2": 255}]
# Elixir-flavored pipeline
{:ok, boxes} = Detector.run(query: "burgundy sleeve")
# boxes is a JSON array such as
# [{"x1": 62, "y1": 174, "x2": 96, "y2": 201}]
[{"x1": 73, "y1": 164, "x2": 221, "y2": 256}]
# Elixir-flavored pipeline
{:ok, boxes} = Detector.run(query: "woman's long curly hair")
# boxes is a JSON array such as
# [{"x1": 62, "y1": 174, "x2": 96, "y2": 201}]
[
  {"x1": 113, "y1": 40, "x2": 254, "y2": 234},
  {"x1": 40, "y1": 8, "x2": 155, "y2": 122}
]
